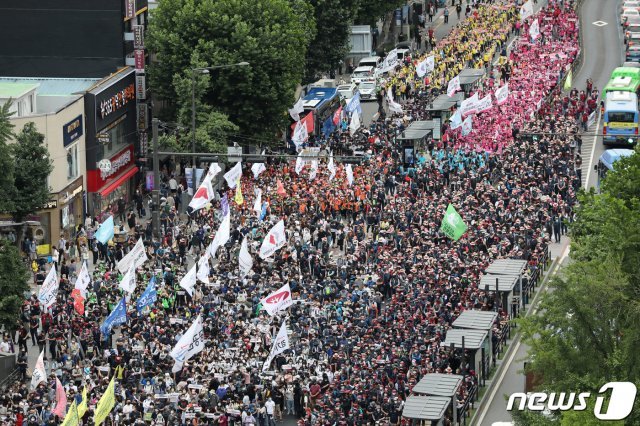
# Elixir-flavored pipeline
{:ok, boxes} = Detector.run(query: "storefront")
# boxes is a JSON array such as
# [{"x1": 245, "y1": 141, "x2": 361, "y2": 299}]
[{"x1": 85, "y1": 67, "x2": 139, "y2": 218}]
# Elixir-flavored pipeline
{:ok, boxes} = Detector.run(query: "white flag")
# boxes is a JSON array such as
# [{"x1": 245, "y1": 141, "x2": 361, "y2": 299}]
[
  {"x1": 259, "y1": 220, "x2": 286, "y2": 259},
  {"x1": 461, "y1": 116, "x2": 473, "y2": 136},
  {"x1": 295, "y1": 153, "x2": 305, "y2": 175},
  {"x1": 223, "y1": 162, "x2": 242, "y2": 188},
  {"x1": 196, "y1": 254, "x2": 210, "y2": 284},
  {"x1": 387, "y1": 87, "x2": 403, "y2": 114},
  {"x1": 288, "y1": 97, "x2": 304, "y2": 121},
  {"x1": 345, "y1": 164, "x2": 354, "y2": 186},
  {"x1": 206, "y1": 214, "x2": 231, "y2": 258},
  {"x1": 251, "y1": 162, "x2": 266, "y2": 179},
  {"x1": 179, "y1": 264, "x2": 197, "y2": 297},
  {"x1": 476, "y1": 94, "x2": 493, "y2": 113},
  {"x1": 38, "y1": 267, "x2": 59, "y2": 308},
  {"x1": 262, "y1": 321, "x2": 290, "y2": 371},
  {"x1": 349, "y1": 113, "x2": 360, "y2": 136},
  {"x1": 328, "y1": 154, "x2": 336, "y2": 181},
  {"x1": 239, "y1": 236, "x2": 253, "y2": 278},
  {"x1": 253, "y1": 189, "x2": 263, "y2": 216},
  {"x1": 170, "y1": 315, "x2": 205, "y2": 372},
  {"x1": 31, "y1": 350, "x2": 46, "y2": 389},
  {"x1": 260, "y1": 283, "x2": 293, "y2": 316},
  {"x1": 309, "y1": 160, "x2": 319, "y2": 181},
  {"x1": 529, "y1": 19, "x2": 540, "y2": 40},
  {"x1": 74, "y1": 261, "x2": 90, "y2": 298},
  {"x1": 416, "y1": 56, "x2": 434, "y2": 77},
  {"x1": 292, "y1": 120, "x2": 308, "y2": 148},
  {"x1": 117, "y1": 238, "x2": 148, "y2": 273},
  {"x1": 447, "y1": 75, "x2": 461, "y2": 97},
  {"x1": 189, "y1": 175, "x2": 215, "y2": 212},
  {"x1": 520, "y1": 0, "x2": 534, "y2": 21},
  {"x1": 495, "y1": 83, "x2": 510, "y2": 105},
  {"x1": 382, "y1": 48, "x2": 398, "y2": 73},
  {"x1": 460, "y1": 93, "x2": 479, "y2": 117},
  {"x1": 207, "y1": 162, "x2": 222, "y2": 179},
  {"x1": 119, "y1": 265, "x2": 137, "y2": 294},
  {"x1": 449, "y1": 110, "x2": 463, "y2": 130}
]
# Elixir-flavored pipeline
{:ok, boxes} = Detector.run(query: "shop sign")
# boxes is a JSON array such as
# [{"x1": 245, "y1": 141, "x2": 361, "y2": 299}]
[
  {"x1": 133, "y1": 25, "x2": 144, "y2": 49},
  {"x1": 99, "y1": 145, "x2": 134, "y2": 182},
  {"x1": 140, "y1": 131, "x2": 148, "y2": 157},
  {"x1": 63, "y1": 115, "x2": 83, "y2": 147},
  {"x1": 137, "y1": 103, "x2": 147, "y2": 131},
  {"x1": 125, "y1": 0, "x2": 136, "y2": 20},
  {"x1": 136, "y1": 75, "x2": 146, "y2": 100},
  {"x1": 134, "y1": 50, "x2": 145, "y2": 73},
  {"x1": 98, "y1": 83, "x2": 135, "y2": 121},
  {"x1": 60, "y1": 184, "x2": 84, "y2": 205},
  {"x1": 42, "y1": 199, "x2": 58, "y2": 209}
]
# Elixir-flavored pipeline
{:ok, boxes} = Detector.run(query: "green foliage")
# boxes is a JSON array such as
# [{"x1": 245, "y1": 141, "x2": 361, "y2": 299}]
[
  {"x1": 0, "y1": 239, "x2": 29, "y2": 333},
  {"x1": 520, "y1": 148, "x2": 640, "y2": 424},
  {"x1": 354, "y1": 0, "x2": 404, "y2": 27},
  {"x1": 303, "y1": 0, "x2": 357, "y2": 82},
  {"x1": 511, "y1": 409, "x2": 558, "y2": 426},
  {"x1": 11, "y1": 122, "x2": 53, "y2": 222},
  {"x1": 0, "y1": 102, "x2": 16, "y2": 214},
  {"x1": 147, "y1": 0, "x2": 314, "y2": 143}
]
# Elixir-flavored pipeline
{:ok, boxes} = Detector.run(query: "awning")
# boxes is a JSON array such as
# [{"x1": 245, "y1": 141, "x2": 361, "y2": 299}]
[{"x1": 100, "y1": 166, "x2": 138, "y2": 197}]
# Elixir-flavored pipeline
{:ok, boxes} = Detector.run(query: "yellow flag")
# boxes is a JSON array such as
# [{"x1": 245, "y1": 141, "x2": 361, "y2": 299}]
[
  {"x1": 234, "y1": 178, "x2": 244, "y2": 205},
  {"x1": 94, "y1": 377, "x2": 116, "y2": 426},
  {"x1": 77, "y1": 387, "x2": 88, "y2": 418},
  {"x1": 61, "y1": 400, "x2": 79, "y2": 426},
  {"x1": 564, "y1": 69, "x2": 572, "y2": 91}
]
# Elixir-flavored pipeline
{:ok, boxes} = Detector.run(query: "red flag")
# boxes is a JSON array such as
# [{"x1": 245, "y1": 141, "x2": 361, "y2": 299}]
[
  {"x1": 52, "y1": 377, "x2": 67, "y2": 418},
  {"x1": 301, "y1": 111, "x2": 314, "y2": 133},
  {"x1": 277, "y1": 179, "x2": 286, "y2": 196},
  {"x1": 333, "y1": 106, "x2": 342, "y2": 125},
  {"x1": 71, "y1": 289, "x2": 85, "y2": 316}
]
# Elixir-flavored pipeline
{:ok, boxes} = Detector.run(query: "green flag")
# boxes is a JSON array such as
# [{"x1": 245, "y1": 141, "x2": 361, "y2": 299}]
[
  {"x1": 563, "y1": 69, "x2": 572, "y2": 91},
  {"x1": 440, "y1": 204, "x2": 467, "y2": 241},
  {"x1": 255, "y1": 302, "x2": 263, "y2": 316}
]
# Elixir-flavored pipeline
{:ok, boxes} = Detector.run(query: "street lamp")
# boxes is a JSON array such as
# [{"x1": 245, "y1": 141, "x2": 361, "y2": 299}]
[{"x1": 190, "y1": 62, "x2": 250, "y2": 169}]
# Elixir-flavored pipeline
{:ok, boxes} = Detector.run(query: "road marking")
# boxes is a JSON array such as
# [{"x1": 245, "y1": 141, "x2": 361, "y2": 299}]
[
  {"x1": 592, "y1": 21, "x2": 608, "y2": 26},
  {"x1": 474, "y1": 245, "x2": 570, "y2": 426},
  {"x1": 584, "y1": 111, "x2": 601, "y2": 189}
]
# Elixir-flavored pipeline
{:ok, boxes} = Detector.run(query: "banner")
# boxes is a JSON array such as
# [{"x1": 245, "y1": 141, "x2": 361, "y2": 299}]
[
  {"x1": 61, "y1": 400, "x2": 79, "y2": 426},
  {"x1": 259, "y1": 220, "x2": 286, "y2": 259},
  {"x1": 292, "y1": 119, "x2": 308, "y2": 148},
  {"x1": 262, "y1": 321, "x2": 290, "y2": 371},
  {"x1": 277, "y1": 179, "x2": 286, "y2": 196},
  {"x1": 345, "y1": 164, "x2": 354, "y2": 186},
  {"x1": 95, "y1": 216, "x2": 114, "y2": 245},
  {"x1": 196, "y1": 254, "x2": 210, "y2": 284},
  {"x1": 564, "y1": 69, "x2": 572, "y2": 91},
  {"x1": 476, "y1": 94, "x2": 493, "y2": 114},
  {"x1": 74, "y1": 261, "x2": 90, "y2": 297},
  {"x1": 345, "y1": 92, "x2": 362, "y2": 115},
  {"x1": 234, "y1": 178, "x2": 244, "y2": 205},
  {"x1": 207, "y1": 162, "x2": 222, "y2": 179},
  {"x1": 71, "y1": 289, "x2": 85, "y2": 316},
  {"x1": 251, "y1": 162, "x2": 266, "y2": 179},
  {"x1": 94, "y1": 377, "x2": 116, "y2": 425},
  {"x1": 179, "y1": 264, "x2": 197, "y2": 297},
  {"x1": 38, "y1": 267, "x2": 59, "y2": 308},
  {"x1": 100, "y1": 297, "x2": 127, "y2": 337},
  {"x1": 381, "y1": 48, "x2": 398, "y2": 73},
  {"x1": 520, "y1": 0, "x2": 534, "y2": 21},
  {"x1": 447, "y1": 75, "x2": 461, "y2": 97},
  {"x1": 460, "y1": 93, "x2": 479, "y2": 117},
  {"x1": 309, "y1": 160, "x2": 319, "y2": 181},
  {"x1": 416, "y1": 56, "x2": 435, "y2": 78},
  {"x1": 495, "y1": 83, "x2": 509, "y2": 105},
  {"x1": 449, "y1": 110, "x2": 463, "y2": 130},
  {"x1": 332, "y1": 106, "x2": 342, "y2": 126},
  {"x1": 189, "y1": 175, "x2": 214, "y2": 212},
  {"x1": 52, "y1": 377, "x2": 67, "y2": 418},
  {"x1": 253, "y1": 189, "x2": 262, "y2": 216},
  {"x1": 529, "y1": 19, "x2": 540, "y2": 41},
  {"x1": 387, "y1": 87, "x2": 403, "y2": 114},
  {"x1": 223, "y1": 162, "x2": 242, "y2": 188},
  {"x1": 328, "y1": 154, "x2": 336, "y2": 181},
  {"x1": 119, "y1": 265, "x2": 136, "y2": 294},
  {"x1": 30, "y1": 350, "x2": 46, "y2": 389},
  {"x1": 77, "y1": 387, "x2": 88, "y2": 418},
  {"x1": 461, "y1": 116, "x2": 473, "y2": 136},
  {"x1": 136, "y1": 276, "x2": 157, "y2": 312},
  {"x1": 288, "y1": 97, "x2": 304, "y2": 122},
  {"x1": 239, "y1": 236, "x2": 253, "y2": 278},
  {"x1": 440, "y1": 204, "x2": 468, "y2": 241},
  {"x1": 116, "y1": 238, "x2": 147, "y2": 273},
  {"x1": 170, "y1": 315, "x2": 205, "y2": 372},
  {"x1": 260, "y1": 283, "x2": 293, "y2": 316},
  {"x1": 295, "y1": 153, "x2": 305, "y2": 175},
  {"x1": 349, "y1": 112, "x2": 360, "y2": 136}
]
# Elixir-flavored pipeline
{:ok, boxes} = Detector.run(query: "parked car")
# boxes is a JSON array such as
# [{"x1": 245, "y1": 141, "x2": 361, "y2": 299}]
[
  {"x1": 622, "y1": 0, "x2": 640, "y2": 12},
  {"x1": 626, "y1": 34, "x2": 640, "y2": 61},
  {"x1": 351, "y1": 66, "x2": 376, "y2": 84},
  {"x1": 358, "y1": 81, "x2": 378, "y2": 100},
  {"x1": 625, "y1": 23, "x2": 640, "y2": 43},
  {"x1": 397, "y1": 48, "x2": 412, "y2": 63},
  {"x1": 622, "y1": 9, "x2": 640, "y2": 25},
  {"x1": 337, "y1": 83, "x2": 357, "y2": 101},
  {"x1": 622, "y1": 61, "x2": 640, "y2": 67},
  {"x1": 625, "y1": 14, "x2": 640, "y2": 27}
]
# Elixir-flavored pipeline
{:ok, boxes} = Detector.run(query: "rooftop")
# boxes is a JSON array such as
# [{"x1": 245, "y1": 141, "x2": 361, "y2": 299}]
[{"x1": 0, "y1": 82, "x2": 39, "y2": 99}]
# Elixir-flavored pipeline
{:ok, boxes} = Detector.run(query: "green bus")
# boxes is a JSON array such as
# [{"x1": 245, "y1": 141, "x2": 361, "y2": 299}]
[{"x1": 604, "y1": 68, "x2": 640, "y2": 97}]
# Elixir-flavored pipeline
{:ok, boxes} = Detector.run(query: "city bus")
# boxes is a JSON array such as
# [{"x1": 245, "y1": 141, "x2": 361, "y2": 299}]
[
  {"x1": 603, "y1": 91, "x2": 639, "y2": 145},
  {"x1": 610, "y1": 66, "x2": 640, "y2": 81},
  {"x1": 595, "y1": 149, "x2": 634, "y2": 190},
  {"x1": 603, "y1": 76, "x2": 640, "y2": 97}
]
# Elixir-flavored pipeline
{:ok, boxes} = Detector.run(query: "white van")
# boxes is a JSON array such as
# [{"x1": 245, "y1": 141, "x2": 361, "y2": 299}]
[
  {"x1": 358, "y1": 56, "x2": 382, "y2": 69},
  {"x1": 351, "y1": 66, "x2": 376, "y2": 84}
]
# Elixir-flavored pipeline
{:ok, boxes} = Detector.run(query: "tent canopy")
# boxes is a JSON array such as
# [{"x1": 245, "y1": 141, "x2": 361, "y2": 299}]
[
  {"x1": 479, "y1": 274, "x2": 519, "y2": 293},
  {"x1": 441, "y1": 328, "x2": 488, "y2": 350},
  {"x1": 485, "y1": 259, "x2": 528, "y2": 276},
  {"x1": 397, "y1": 121, "x2": 433, "y2": 141},
  {"x1": 402, "y1": 395, "x2": 451, "y2": 420},
  {"x1": 458, "y1": 68, "x2": 485, "y2": 85},
  {"x1": 453, "y1": 310, "x2": 498, "y2": 331},
  {"x1": 412, "y1": 373, "x2": 464, "y2": 396}
]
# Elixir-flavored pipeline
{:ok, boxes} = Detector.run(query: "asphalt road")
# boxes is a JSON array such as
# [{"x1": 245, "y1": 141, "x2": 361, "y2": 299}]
[{"x1": 475, "y1": 1, "x2": 624, "y2": 425}]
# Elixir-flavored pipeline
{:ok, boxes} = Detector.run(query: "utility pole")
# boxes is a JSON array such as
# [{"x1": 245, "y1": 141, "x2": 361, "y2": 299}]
[{"x1": 152, "y1": 118, "x2": 161, "y2": 239}]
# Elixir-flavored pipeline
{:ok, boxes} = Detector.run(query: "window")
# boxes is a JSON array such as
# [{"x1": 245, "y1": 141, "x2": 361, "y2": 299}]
[
  {"x1": 67, "y1": 144, "x2": 78, "y2": 179},
  {"x1": 608, "y1": 111, "x2": 636, "y2": 122}
]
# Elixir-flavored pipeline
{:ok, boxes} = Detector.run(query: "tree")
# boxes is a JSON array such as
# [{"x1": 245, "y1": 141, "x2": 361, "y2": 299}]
[
  {"x1": 147, "y1": 0, "x2": 315, "y2": 143},
  {"x1": 303, "y1": 0, "x2": 358, "y2": 82},
  {"x1": 520, "y1": 148, "x2": 640, "y2": 424},
  {"x1": 11, "y1": 122, "x2": 53, "y2": 222},
  {"x1": 353, "y1": 0, "x2": 404, "y2": 27},
  {"x1": 0, "y1": 102, "x2": 15, "y2": 214},
  {"x1": 0, "y1": 239, "x2": 30, "y2": 333}
]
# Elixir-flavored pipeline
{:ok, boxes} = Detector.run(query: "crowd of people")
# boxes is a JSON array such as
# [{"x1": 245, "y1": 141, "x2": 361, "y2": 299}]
[{"x1": 0, "y1": 0, "x2": 589, "y2": 425}]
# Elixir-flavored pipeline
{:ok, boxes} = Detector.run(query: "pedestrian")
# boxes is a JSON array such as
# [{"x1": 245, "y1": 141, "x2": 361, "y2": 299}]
[{"x1": 444, "y1": 7, "x2": 449, "y2": 23}]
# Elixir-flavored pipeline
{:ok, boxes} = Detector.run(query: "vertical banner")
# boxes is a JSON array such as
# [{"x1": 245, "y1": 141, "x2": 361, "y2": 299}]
[
  {"x1": 133, "y1": 25, "x2": 144, "y2": 49},
  {"x1": 136, "y1": 75, "x2": 146, "y2": 100},
  {"x1": 137, "y1": 104, "x2": 147, "y2": 131},
  {"x1": 139, "y1": 131, "x2": 148, "y2": 157},
  {"x1": 134, "y1": 50, "x2": 145, "y2": 73},
  {"x1": 145, "y1": 171, "x2": 154, "y2": 191},
  {"x1": 185, "y1": 167, "x2": 194, "y2": 195},
  {"x1": 125, "y1": 0, "x2": 136, "y2": 20}
]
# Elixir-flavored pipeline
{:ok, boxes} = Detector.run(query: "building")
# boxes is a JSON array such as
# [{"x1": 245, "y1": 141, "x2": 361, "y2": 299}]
[
  {"x1": 0, "y1": 77, "x2": 99, "y2": 254},
  {"x1": 0, "y1": 0, "x2": 149, "y2": 78}
]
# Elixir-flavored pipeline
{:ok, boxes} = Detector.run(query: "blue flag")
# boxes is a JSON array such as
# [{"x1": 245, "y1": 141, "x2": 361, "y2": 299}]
[
  {"x1": 100, "y1": 297, "x2": 127, "y2": 338},
  {"x1": 220, "y1": 194, "x2": 229, "y2": 217},
  {"x1": 136, "y1": 276, "x2": 157, "y2": 313},
  {"x1": 345, "y1": 92, "x2": 362, "y2": 115},
  {"x1": 322, "y1": 116, "x2": 336, "y2": 138},
  {"x1": 95, "y1": 216, "x2": 114, "y2": 245},
  {"x1": 260, "y1": 202, "x2": 268, "y2": 221}
]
